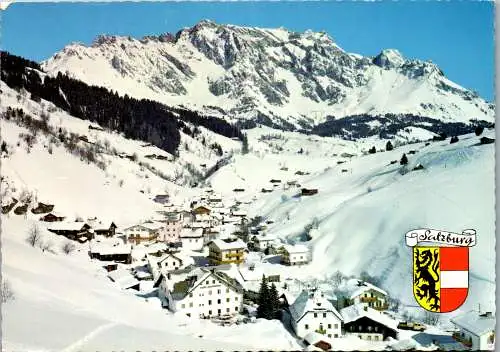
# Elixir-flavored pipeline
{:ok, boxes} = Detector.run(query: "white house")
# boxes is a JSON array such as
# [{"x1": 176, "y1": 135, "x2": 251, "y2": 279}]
[
  {"x1": 281, "y1": 244, "x2": 310, "y2": 266},
  {"x1": 156, "y1": 267, "x2": 244, "y2": 318},
  {"x1": 108, "y1": 269, "x2": 140, "y2": 291},
  {"x1": 336, "y1": 279, "x2": 388, "y2": 311},
  {"x1": 252, "y1": 233, "x2": 277, "y2": 251},
  {"x1": 161, "y1": 212, "x2": 183, "y2": 244},
  {"x1": 147, "y1": 252, "x2": 195, "y2": 277},
  {"x1": 450, "y1": 311, "x2": 495, "y2": 350},
  {"x1": 289, "y1": 288, "x2": 343, "y2": 340},
  {"x1": 179, "y1": 228, "x2": 204, "y2": 251}
]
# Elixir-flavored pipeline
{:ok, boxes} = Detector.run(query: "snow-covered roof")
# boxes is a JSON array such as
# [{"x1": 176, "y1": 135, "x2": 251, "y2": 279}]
[
  {"x1": 336, "y1": 278, "x2": 387, "y2": 299},
  {"x1": 90, "y1": 238, "x2": 131, "y2": 255},
  {"x1": 46, "y1": 221, "x2": 89, "y2": 231},
  {"x1": 252, "y1": 233, "x2": 277, "y2": 242},
  {"x1": 304, "y1": 332, "x2": 330, "y2": 345},
  {"x1": 231, "y1": 210, "x2": 247, "y2": 217},
  {"x1": 124, "y1": 221, "x2": 163, "y2": 232},
  {"x1": 238, "y1": 266, "x2": 265, "y2": 282},
  {"x1": 180, "y1": 228, "x2": 203, "y2": 238},
  {"x1": 450, "y1": 311, "x2": 495, "y2": 336},
  {"x1": 209, "y1": 238, "x2": 247, "y2": 251},
  {"x1": 283, "y1": 244, "x2": 310, "y2": 254},
  {"x1": 340, "y1": 303, "x2": 398, "y2": 331},
  {"x1": 108, "y1": 269, "x2": 140, "y2": 289},
  {"x1": 290, "y1": 289, "x2": 342, "y2": 323}
]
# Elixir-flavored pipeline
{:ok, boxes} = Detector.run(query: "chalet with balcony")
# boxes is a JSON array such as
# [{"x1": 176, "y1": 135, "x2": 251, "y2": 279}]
[
  {"x1": 208, "y1": 238, "x2": 246, "y2": 265},
  {"x1": 340, "y1": 304, "x2": 398, "y2": 341},
  {"x1": 46, "y1": 221, "x2": 92, "y2": 241},
  {"x1": 123, "y1": 221, "x2": 162, "y2": 245},
  {"x1": 40, "y1": 212, "x2": 66, "y2": 222},
  {"x1": 336, "y1": 279, "x2": 388, "y2": 311}
]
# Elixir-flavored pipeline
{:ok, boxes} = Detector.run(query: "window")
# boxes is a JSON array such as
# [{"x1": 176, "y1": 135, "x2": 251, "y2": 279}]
[
  {"x1": 209, "y1": 290, "x2": 212, "y2": 295},
  {"x1": 328, "y1": 324, "x2": 331, "y2": 329},
  {"x1": 209, "y1": 310, "x2": 212, "y2": 315},
  {"x1": 235, "y1": 297, "x2": 239, "y2": 301},
  {"x1": 334, "y1": 334, "x2": 338, "y2": 338},
  {"x1": 374, "y1": 336, "x2": 379, "y2": 341},
  {"x1": 367, "y1": 336, "x2": 372, "y2": 341},
  {"x1": 374, "y1": 326, "x2": 378, "y2": 332},
  {"x1": 218, "y1": 309, "x2": 221, "y2": 315},
  {"x1": 181, "y1": 304, "x2": 185, "y2": 308},
  {"x1": 323, "y1": 313, "x2": 326, "y2": 318},
  {"x1": 206, "y1": 280, "x2": 209, "y2": 284},
  {"x1": 208, "y1": 300, "x2": 212, "y2": 305},
  {"x1": 189, "y1": 302, "x2": 193, "y2": 307},
  {"x1": 212, "y1": 280, "x2": 216, "y2": 284},
  {"x1": 226, "y1": 298, "x2": 230, "y2": 302},
  {"x1": 235, "y1": 307, "x2": 239, "y2": 312},
  {"x1": 328, "y1": 334, "x2": 331, "y2": 338},
  {"x1": 189, "y1": 293, "x2": 193, "y2": 298},
  {"x1": 218, "y1": 289, "x2": 221, "y2": 294},
  {"x1": 314, "y1": 313, "x2": 317, "y2": 318},
  {"x1": 217, "y1": 299, "x2": 221, "y2": 304},
  {"x1": 226, "y1": 288, "x2": 230, "y2": 293},
  {"x1": 334, "y1": 324, "x2": 338, "y2": 329},
  {"x1": 368, "y1": 326, "x2": 372, "y2": 332},
  {"x1": 226, "y1": 308, "x2": 230, "y2": 313},
  {"x1": 305, "y1": 324, "x2": 309, "y2": 329}
]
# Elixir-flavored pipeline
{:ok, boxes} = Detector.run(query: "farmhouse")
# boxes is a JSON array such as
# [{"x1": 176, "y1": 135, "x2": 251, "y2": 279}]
[
  {"x1": 179, "y1": 228, "x2": 204, "y2": 251},
  {"x1": 46, "y1": 221, "x2": 92, "y2": 241},
  {"x1": 336, "y1": 279, "x2": 388, "y2": 311},
  {"x1": 156, "y1": 267, "x2": 244, "y2": 318},
  {"x1": 123, "y1": 221, "x2": 162, "y2": 245},
  {"x1": 340, "y1": 304, "x2": 398, "y2": 341},
  {"x1": 450, "y1": 311, "x2": 495, "y2": 350},
  {"x1": 281, "y1": 244, "x2": 310, "y2": 266},
  {"x1": 89, "y1": 238, "x2": 132, "y2": 263},
  {"x1": 289, "y1": 288, "x2": 343, "y2": 340},
  {"x1": 40, "y1": 212, "x2": 66, "y2": 222},
  {"x1": 31, "y1": 202, "x2": 54, "y2": 214},
  {"x1": 89, "y1": 220, "x2": 117, "y2": 237},
  {"x1": 208, "y1": 238, "x2": 246, "y2": 265}
]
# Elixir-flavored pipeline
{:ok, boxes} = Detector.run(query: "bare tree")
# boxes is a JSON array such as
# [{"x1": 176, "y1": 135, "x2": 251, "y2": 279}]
[
  {"x1": 61, "y1": 241, "x2": 76, "y2": 255},
  {"x1": 40, "y1": 240, "x2": 53, "y2": 253},
  {"x1": 26, "y1": 224, "x2": 42, "y2": 247},
  {"x1": 1, "y1": 280, "x2": 15, "y2": 303},
  {"x1": 331, "y1": 270, "x2": 344, "y2": 288},
  {"x1": 423, "y1": 311, "x2": 441, "y2": 325}
]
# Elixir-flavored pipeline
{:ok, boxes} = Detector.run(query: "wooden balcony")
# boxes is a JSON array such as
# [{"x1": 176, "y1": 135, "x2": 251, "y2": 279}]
[{"x1": 360, "y1": 297, "x2": 378, "y2": 303}]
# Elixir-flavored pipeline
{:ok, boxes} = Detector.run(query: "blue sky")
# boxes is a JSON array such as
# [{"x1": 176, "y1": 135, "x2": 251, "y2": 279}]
[{"x1": 2, "y1": 1, "x2": 494, "y2": 101}]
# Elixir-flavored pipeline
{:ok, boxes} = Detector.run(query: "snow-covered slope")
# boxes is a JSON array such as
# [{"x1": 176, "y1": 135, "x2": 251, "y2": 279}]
[
  {"x1": 0, "y1": 81, "x2": 240, "y2": 224},
  {"x1": 1, "y1": 217, "x2": 300, "y2": 351},
  {"x1": 43, "y1": 20, "x2": 494, "y2": 130},
  {"x1": 208, "y1": 128, "x2": 496, "y2": 315}
]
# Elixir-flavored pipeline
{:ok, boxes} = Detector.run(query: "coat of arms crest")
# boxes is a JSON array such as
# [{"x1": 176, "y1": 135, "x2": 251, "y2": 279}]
[{"x1": 405, "y1": 228, "x2": 476, "y2": 313}]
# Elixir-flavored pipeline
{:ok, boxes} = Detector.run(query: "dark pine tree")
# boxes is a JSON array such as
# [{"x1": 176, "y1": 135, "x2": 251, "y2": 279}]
[
  {"x1": 386, "y1": 141, "x2": 393, "y2": 151},
  {"x1": 450, "y1": 136, "x2": 459, "y2": 144},
  {"x1": 368, "y1": 146, "x2": 376, "y2": 154},
  {"x1": 400, "y1": 153, "x2": 408, "y2": 165},
  {"x1": 475, "y1": 126, "x2": 484, "y2": 136},
  {"x1": 269, "y1": 283, "x2": 280, "y2": 319},
  {"x1": 256, "y1": 275, "x2": 270, "y2": 319}
]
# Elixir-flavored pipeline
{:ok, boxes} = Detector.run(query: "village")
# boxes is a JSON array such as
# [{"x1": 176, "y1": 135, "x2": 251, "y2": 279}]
[{"x1": 16, "y1": 182, "x2": 494, "y2": 352}]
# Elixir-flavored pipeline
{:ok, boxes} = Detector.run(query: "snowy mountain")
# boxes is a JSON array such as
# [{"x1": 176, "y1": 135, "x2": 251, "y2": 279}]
[{"x1": 43, "y1": 20, "x2": 494, "y2": 132}]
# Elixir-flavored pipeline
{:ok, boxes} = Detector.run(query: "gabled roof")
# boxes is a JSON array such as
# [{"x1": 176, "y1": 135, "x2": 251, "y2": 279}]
[
  {"x1": 450, "y1": 311, "x2": 495, "y2": 336},
  {"x1": 336, "y1": 278, "x2": 387, "y2": 299},
  {"x1": 46, "y1": 221, "x2": 90, "y2": 232},
  {"x1": 108, "y1": 269, "x2": 140, "y2": 290},
  {"x1": 283, "y1": 244, "x2": 310, "y2": 254},
  {"x1": 123, "y1": 221, "x2": 162, "y2": 232},
  {"x1": 340, "y1": 303, "x2": 398, "y2": 331},
  {"x1": 208, "y1": 238, "x2": 246, "y2": 251},
  {"x1": 290, "y1": 289, "x2": 343, "y2": 323}
]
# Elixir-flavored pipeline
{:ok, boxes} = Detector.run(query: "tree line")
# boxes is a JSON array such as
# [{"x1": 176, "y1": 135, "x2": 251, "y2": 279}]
[{"x1": 1, "y1": 51, "x2": 244, "y2": 155}]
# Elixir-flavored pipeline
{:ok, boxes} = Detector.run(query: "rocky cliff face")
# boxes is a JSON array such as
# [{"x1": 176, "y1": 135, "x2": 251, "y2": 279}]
[{"x1": 43, "y1": 20, "x2": 494, "y2": 132}]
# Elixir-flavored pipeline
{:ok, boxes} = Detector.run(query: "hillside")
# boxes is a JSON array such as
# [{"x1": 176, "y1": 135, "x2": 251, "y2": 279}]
[
  {"x1": 43, "y1": 20, "x2": 494, "y2": 132},
  {"x1": 207, "y1": 127, "x2": 496, "y2": 316}
]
